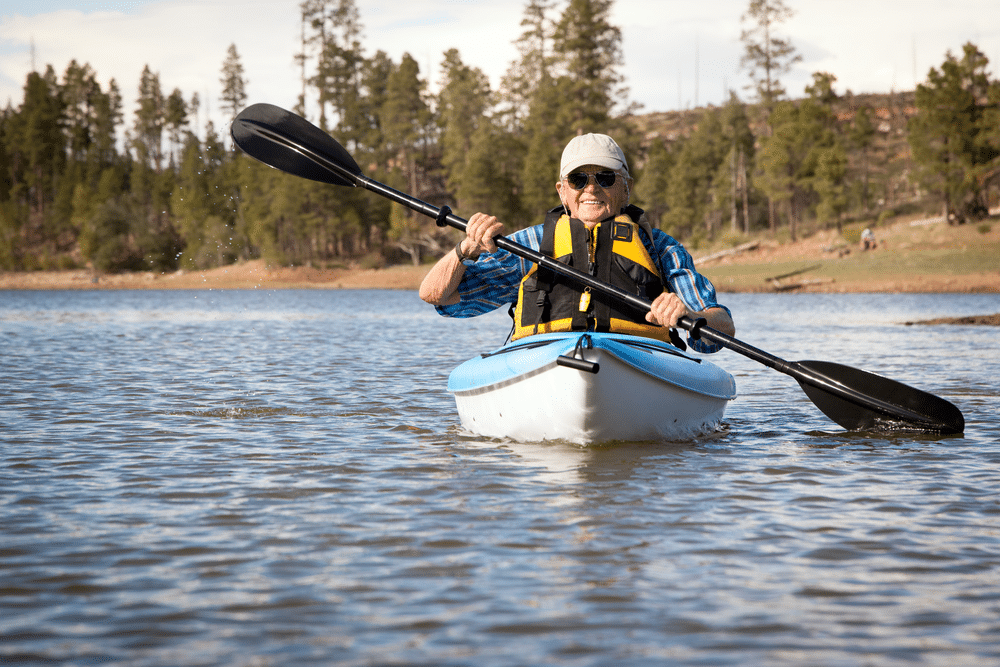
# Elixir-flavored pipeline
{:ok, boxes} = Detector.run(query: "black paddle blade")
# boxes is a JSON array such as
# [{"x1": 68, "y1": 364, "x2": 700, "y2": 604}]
[
  {"x1": 795, "y1": 360, "x2": 965, "y2": 435},
  {"x1": 231, "y1": 103, "x2": 361, "y2": 187}
]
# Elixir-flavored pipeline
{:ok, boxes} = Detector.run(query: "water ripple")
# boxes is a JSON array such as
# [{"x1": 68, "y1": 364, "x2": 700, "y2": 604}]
[{"x1": 1, "y1": 289, "x2": 998, "y2": 666}]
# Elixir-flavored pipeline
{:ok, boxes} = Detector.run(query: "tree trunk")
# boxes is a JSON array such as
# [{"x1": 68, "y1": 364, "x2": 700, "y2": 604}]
[{"x1": 740, "y1": 151, "x2": 751, "y2": 235}]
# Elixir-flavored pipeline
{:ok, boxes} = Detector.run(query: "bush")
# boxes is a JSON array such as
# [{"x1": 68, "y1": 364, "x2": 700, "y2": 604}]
[
  {"x1": 713, "y1": 228, "x2": 751, "y2": 249},
  {"x1": 842, "y1": 224, "x2": 864, "y2": 245}
]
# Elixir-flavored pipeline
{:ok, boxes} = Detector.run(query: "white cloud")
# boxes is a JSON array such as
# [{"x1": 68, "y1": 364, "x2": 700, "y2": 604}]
[{"x1": 1, "y1": 0, "x2": 998, "y2": 139}]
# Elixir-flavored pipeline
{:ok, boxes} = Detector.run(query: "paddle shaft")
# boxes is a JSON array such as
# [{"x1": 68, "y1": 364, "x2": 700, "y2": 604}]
[
  {"x1": 254, "y1": 117, "x2": 946, "y2": 424},
  {"x1": 231, "y1": 104, "x2": 964, "y2": 434}
]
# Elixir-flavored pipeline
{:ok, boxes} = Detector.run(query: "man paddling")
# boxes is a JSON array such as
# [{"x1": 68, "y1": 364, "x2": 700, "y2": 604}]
[{"x1": 419, "y1": 133, "x2": 735, "y2": 353}]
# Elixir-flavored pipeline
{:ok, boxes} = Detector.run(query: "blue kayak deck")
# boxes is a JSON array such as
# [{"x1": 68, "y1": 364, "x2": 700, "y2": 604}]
[{"x1": 448, "y1": 332, "x2": 736, "y2": 400}]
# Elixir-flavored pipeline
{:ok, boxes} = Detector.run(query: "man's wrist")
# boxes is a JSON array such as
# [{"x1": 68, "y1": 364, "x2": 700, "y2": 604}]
[{"x1": 455, "y1": 241, "x2": 479, "y2": 262}]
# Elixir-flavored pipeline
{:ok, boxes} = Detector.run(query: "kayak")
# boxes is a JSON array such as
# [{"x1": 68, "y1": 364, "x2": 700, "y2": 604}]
[{"x1": 447, "y1": 332, "x2": 737, "y2": 444}]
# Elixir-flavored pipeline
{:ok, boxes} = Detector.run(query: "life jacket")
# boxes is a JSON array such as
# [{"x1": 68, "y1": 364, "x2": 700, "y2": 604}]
[{"x1": 512, "y1": 205, "x2": 674, "y2": 343}]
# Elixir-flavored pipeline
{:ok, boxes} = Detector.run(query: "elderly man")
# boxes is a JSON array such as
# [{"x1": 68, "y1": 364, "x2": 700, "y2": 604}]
[{"x1": 419, "y1": 133, "x2": 734, "y2": 352}]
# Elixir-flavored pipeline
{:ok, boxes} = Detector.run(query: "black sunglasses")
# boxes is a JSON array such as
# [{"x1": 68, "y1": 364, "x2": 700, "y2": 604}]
[{"x1": 565, "y1": 170, "x2": 618, "y2": 190}]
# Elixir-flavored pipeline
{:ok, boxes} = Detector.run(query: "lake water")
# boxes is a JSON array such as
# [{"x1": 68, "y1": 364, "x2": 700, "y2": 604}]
[{"x1": 2, "y1": 288, "x2": 999, "y2": 666}]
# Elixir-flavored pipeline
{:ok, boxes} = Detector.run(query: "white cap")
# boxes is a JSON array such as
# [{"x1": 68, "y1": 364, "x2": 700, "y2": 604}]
[{"x1": 559, "y1": 133, "x2": 628, "y2": 178}]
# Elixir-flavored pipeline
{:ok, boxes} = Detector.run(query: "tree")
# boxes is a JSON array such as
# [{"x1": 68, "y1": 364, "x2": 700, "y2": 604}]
[
  {"x1": 909, "y1": 42, "x2": 999, "y2": 223},
  {"x1": 499, "y1": 0, "x2": 555, "y2": 126},
  {"x1": 61, "y1": 61, "x2": 99, "y2": 164},
  {"x1": 438, "y1": 49, "x2": 493, "y2": 213},
  {"x1": 801, "y1": 73, "x2": 847, "y2": 229},
  {"x1": 381, "y1": 53, "x2": 430, "y2": 264},
  {"x1": 301, "y1": 0, "x2": 365, "y2": 133},
  {"x1": 517, "y1": 0, "x2": 631, "y2": 220},
  {"x1": 9, "y1": 67, "x2": 65, "y2": 226},
  {"x1": 219, "y1": 43, "x2": 248, "y2": 124},
  {"x1": 715, "y1": 92, "x2": 756, "y2": 233},
  {"x1": 500, "y1": 0, "x2": 558, "y2": 222},
  {"x1": 92, "y1": 78, "x2": 123, "y2": 170},
  {"x1": 662, "y1": 108, "x2": 727, "y2": 242},
  {"x1": 756, "y1": 100, "x2": 797, "y2": 236},
  {"x1": 740, "y1": 0, "x2": 801, "y2": 116},
  {"x1": 133, "y1": 65, "x2": 165, "y2": 171},
  {"x1": 355, "y1": 50, "x2": 392, "y2": 159},
  {"x1": 164, "y1": 88, "x2": 188, "y2": 165},
  {"x1": 848, "y1": 104, "x2": 876, "y2": 214},
  {"x1": 551, "y1": 0, "x2": 627, "y2": 134},
  {"x1": 633, "y1": 138, "x2": 676, "y2": 229},
  {"x1": 520, "y1": 81, "x2": 568, "y2": 217}
]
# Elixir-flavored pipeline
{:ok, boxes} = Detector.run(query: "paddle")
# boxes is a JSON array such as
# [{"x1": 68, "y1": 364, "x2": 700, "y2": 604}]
[{"x1": 231, "y1": 103, "x2": 965, "y2": 435}]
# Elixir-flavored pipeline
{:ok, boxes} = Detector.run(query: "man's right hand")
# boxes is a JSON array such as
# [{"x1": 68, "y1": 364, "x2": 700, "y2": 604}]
[{"x1": 460, "y1": 213, "x2": 505, "y2": 259}]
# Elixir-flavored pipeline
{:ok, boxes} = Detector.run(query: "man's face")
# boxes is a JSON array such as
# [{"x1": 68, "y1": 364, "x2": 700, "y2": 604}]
[{"x1": 555, "y1": 165, "x2": 632, "y2": 228}]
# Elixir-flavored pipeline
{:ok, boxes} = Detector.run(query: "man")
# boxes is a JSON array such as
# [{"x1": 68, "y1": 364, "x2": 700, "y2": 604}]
[{"x1": 419, "y1": 133, "x2": 734, "y2": 353}]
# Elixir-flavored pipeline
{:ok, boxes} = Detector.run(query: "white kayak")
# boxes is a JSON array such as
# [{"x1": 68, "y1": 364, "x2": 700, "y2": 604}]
[{"x1": 447, "y1": 332, "x2": 737, "y2": 444}]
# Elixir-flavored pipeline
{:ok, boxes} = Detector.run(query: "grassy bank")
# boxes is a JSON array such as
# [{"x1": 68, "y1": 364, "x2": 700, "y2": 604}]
[{"x1": 696, "y1": 215, "x2": 1000, "y2": 293}]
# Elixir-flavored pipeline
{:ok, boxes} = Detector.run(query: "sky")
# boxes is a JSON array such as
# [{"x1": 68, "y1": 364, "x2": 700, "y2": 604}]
[{"x1": 1, "y1": 0, "x2": 998, "y2": 137}]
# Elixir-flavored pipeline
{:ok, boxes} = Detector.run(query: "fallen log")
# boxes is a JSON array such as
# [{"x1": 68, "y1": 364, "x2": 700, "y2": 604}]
[{"x1": 698, "y1": 240, "x2": 760, "y2": 263}]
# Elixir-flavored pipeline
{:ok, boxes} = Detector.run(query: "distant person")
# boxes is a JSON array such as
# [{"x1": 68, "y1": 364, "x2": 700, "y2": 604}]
[
  {"x1": 419, "y1": 133, "x2": 734, "y2": 353},
  {"x1": 861, "y1": 228, "x2": 877, "y2": 251}
]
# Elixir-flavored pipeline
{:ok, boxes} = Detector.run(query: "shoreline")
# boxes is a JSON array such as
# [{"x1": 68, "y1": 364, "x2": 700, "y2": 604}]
[
  {"x1": 3, "y1": 262, "x2": 1000, "y2": 294},
  {"x1": 3, "y1": 216, "x2": 999, "y2": 295},
  {"x1": 3, "y1": 260, "x2": 1000, "y2": 295}
]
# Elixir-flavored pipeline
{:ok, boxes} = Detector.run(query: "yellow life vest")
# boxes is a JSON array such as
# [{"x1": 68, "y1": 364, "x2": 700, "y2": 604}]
[{"x1": 512, "y1": 206, "x2": 674, "y2": 342}]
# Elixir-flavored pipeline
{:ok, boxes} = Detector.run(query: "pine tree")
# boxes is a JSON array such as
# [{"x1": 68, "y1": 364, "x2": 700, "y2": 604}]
[
  {"x1": 801, "y1": 73, "x2": 847, "y2": 229},
  {"x1": 909, "y1": 42, "x2": 999, "y2": 223},
  {"x1": 381, "y1": 53, "x2": 430, "y2": 264},
  {"x1": 354, "y1": 50, "x2": 391, "y2": 160},
  {"x1": 633, "y1": 138, "x2": 676, "y2": 230},
  {"x1": 714, "y1": 92, "x2": 756, "y2": 234},
  {"x1": 520, "y1": 81, "x2": 568, "y2": 217},
  {"x1": 8, "y1": 65, "x2": 65, "y2": 244},
  {"x1": 499, "y1": 0, "x2": 555, "y2": 126},
  {"x1": 755, "y1": 100, "x2": 796, "y2": 236},
  {"x1": 219, "y1": 44, "x2": 248, "y2": 124},
  {"x1": 133, "y1": 65, "x2": 165, "y2": 172},
  {"x1": 848, "y1": 105, "x2": 875, "y2": 214},
  {"x1": 662, "y1": 109, "x2": 727, "y2": 242},
  {"x1": 92, "y1": 78, "x2": 123, "y2": 174},
  {"x1": 740, "y1": 0, "x2": 801, "y2": 116},
  {"x1": 551, "y1": 0, "x2": 626, "y2": 134},
  {"x1": 438, "y1": 49, "x2": 492, "y2": 212},
  {"x1": 164, "y1": 88, "x2": 189, "y2": 166},
  {"x1": 61, "y1": 61, "x2": 99, "y2": 164}
]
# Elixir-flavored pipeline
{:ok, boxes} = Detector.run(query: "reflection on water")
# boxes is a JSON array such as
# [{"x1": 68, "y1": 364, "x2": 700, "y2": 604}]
[{"x1": 1, "y1": 289, "x2": 998, "y2": 666}]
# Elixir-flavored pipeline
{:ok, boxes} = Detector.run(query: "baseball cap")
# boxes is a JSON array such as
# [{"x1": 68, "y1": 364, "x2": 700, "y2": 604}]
[{"x1": 559, "y1": 133, "x2": 629, "y2": 178}]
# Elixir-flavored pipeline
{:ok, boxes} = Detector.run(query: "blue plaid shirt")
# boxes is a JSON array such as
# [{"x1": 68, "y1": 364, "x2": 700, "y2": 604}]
[{"x1": 436, "y1": 225, "x2": 730, "y2": 354}]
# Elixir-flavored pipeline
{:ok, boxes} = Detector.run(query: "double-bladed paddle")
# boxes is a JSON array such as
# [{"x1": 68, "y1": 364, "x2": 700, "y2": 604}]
[{"x1": 231, "y1": 102, "x2": 965, "y2": 435}]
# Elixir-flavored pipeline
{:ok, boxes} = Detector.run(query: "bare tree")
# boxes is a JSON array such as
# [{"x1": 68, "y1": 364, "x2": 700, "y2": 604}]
[{"x1": 740, "y1": 0, "x2": 800, "y2": 116}]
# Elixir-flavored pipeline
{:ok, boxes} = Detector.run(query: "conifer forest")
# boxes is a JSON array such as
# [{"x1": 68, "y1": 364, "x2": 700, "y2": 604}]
[{"x1": 1, "y1": 0, "x2": 998, "y2": 274}]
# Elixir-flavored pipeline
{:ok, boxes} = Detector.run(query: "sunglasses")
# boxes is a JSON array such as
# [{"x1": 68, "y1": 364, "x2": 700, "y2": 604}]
[{"x1": 565, "y1": 170, "x2": 618, "y2": 190}]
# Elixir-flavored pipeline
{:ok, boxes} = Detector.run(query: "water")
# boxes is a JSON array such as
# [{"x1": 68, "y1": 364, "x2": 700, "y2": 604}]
[{"x1": 2, "y1": 289, "x2": 998, "y2": 666}]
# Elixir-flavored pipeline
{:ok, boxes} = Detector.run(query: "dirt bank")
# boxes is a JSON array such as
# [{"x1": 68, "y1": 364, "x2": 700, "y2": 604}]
[{"x1": 0, "y1": 260, "x2": 430, "y2": 291}]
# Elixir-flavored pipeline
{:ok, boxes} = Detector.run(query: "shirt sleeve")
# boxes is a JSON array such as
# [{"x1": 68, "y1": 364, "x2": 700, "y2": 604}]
[
  {"x1": 435, "y1": 227, "x2": 543, "y2": 319},
  {"x1": 651, "y1": 229, "x2": 731, "y2": 354}
]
